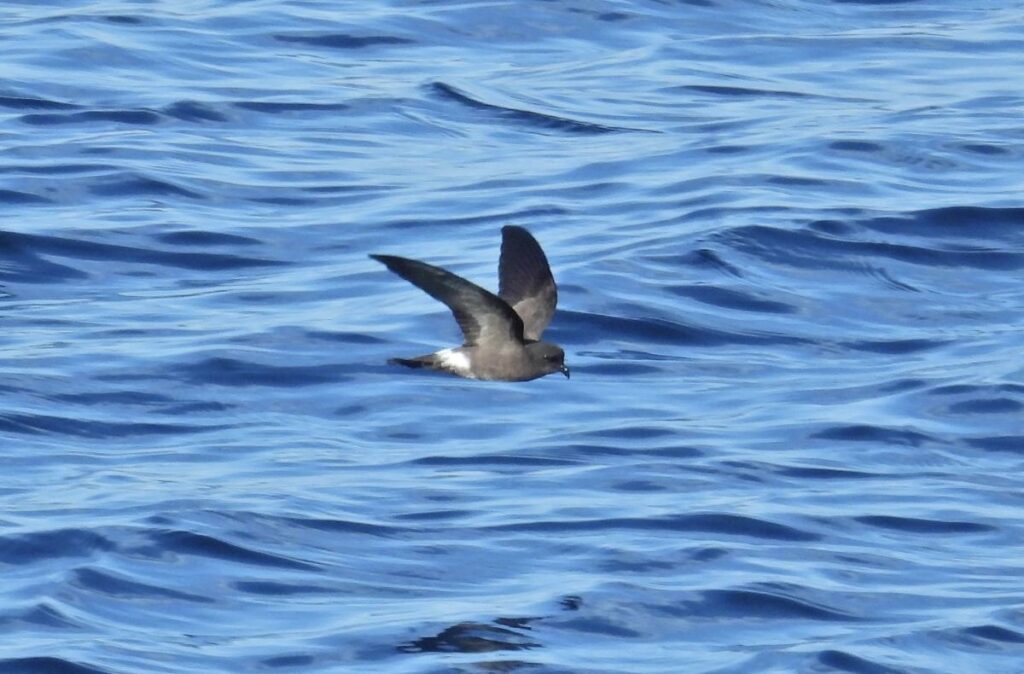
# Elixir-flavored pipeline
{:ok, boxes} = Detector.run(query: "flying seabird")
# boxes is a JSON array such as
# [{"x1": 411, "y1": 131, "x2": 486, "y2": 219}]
[{"x1": 370, "y1": 226, "x2": 569, "y2": 381}]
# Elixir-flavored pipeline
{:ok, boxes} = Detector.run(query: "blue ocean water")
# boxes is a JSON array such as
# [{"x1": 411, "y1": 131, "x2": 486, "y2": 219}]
[{"x1": 2, "y1": 1, "x2": 1023, "y2": 672}]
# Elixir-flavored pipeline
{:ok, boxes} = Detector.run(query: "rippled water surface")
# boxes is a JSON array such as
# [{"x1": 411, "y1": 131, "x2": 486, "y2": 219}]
[{"x1": 3, "y1": 1, "x2": 1024, "y2": 672}]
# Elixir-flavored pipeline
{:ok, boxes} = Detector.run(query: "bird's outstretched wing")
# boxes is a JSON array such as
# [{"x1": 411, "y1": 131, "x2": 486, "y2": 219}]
[
  {"x1": 498, "y1": 226, "x2": 557, "y2": 340},
  {"x1": 371, "y1": 254, "x2": 524, "y2": 346}
]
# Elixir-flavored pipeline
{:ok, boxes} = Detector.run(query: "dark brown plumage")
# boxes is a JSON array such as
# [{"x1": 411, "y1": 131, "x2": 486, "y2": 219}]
[{"x1": 370, "y1": 226, "x2": 568, "y2": 381}]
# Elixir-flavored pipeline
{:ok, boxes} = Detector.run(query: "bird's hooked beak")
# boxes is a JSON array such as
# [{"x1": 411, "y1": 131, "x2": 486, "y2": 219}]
[{"x1": 560, "y1": 365, "x2": 570, "y2": 379}]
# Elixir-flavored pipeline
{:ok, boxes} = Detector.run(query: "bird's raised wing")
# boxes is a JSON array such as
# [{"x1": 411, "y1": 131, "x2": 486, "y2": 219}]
[
  {"x1": 498, "y1": 226, "x2": 557, "y2": 340},
  {"x1": 371, "y1": 254, "x2": 525, "y2": 346}
]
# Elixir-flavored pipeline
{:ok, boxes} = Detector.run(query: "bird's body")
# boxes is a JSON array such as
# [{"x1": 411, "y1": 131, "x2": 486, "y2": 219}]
[{"x1": 371, "y1": 226, "x2": 568, "y2": 382}]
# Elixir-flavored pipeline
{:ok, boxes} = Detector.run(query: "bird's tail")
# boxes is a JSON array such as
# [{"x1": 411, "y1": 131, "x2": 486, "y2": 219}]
[{"x1": 387, "y1": 354, "x2": 437, "y2": 369}]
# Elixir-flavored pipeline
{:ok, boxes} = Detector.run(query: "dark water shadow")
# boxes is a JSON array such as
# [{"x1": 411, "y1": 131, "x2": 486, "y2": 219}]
[{"x1": 428, "y1": 81, "x2": 647, "y2": 135}]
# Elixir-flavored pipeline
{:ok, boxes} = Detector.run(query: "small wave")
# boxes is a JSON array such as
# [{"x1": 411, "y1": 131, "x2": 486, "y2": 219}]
[
  {"x1": 929, "y1": 383, "x2": 1024, "y2": 396},
  {"x1": 428, "y1": 81, "x2": 638, "y2": 135},
  {"x1": 766, "y1": 175, "x2": 831, "y2": 187},
  {"x1": 410, "y1": 453, "x2": 577, "y2": 468},
  {"x1": 18, "y1": 101, "x2": 233, "y2": 126},
  {"x1": 666, "y1": 284, "x2": 796, "y2": 314},
  {"x1": 555, "y1": 310, "x2": 702, "y2": 345},
  {"x1": 948, "y1": 398, "x2": 1022, "y2": 414},
  {"x1": 0, "y1": 230, "x2": 283, "y2": 282},
  {"x1": 830, "y1": 140, "x2": 885, "y2": 153},
  {"x1": 102, "y1": 15, "x2": 143, "y2": 25},
  {"x1": 0, "y1": 95, "x2": 80, "y2": 110},
  {"x1": 0, "y1": 188, "x2": 50, "y2": 204},
  {"x1": 776, "y1": 466, "x2": 881, "y2": 480},
  {"x1": 0, "y1": 234, "x2": 87, "y2": 282},
  {"x1": 960, "y1": 624, "x2": 1024, "y2": 643},
  {"x1": 561, "y1": 595, "x2": 582, "y2": 610},
  {"x1": 811, "y1": 424, "x2": 934, "y2": 446},
  {"x1": 48, "y1": 391, "x2": 173, "y2": 406},
  {"x1": 720, "y1": 224, "x2": 1024, "y2": 271},
  {"x1": 260, "y1": 655, "x2": 315, "y2": 668},
  {"x1": 0, "y1": 657, "x2": 111, "y2": 674},
  {"x1": 283, "y1": 516, "x2": 405, "y2": 537},
  {"x1": 861, "y1": 263, "x2": 920, "y2": 292},
  {"x1": 0, "y1": 163, "x2": 103, "y2": 176},
  {"x1": 21, "y1": 109, "x2": 162, "y2": 126},
  {"x1": 0, "y1": 412, "x2": 224, "y2": 438},
  {"x1": 958, "y1": 143, "x2": 1009, "y2": 156},
  {"x1": 880, "y1": 378, "x2": 930, "y2": 393},
  {"x1": 861, "y1": 206, "x2": 1024, "y2": 243},
  {"x1": 683, "y1": 588, "x2": 858, "y2": 622},
  {"x1": 855, "y1": 515, "x2": 993, "y2": 534},
  {"x1": 557, "y1": 309, "x2": 807, "y2": 347},
  {"x1": 833, "y1": 0, "x2": 926, "y2": 4},
  {"x1": 157, "y1": 401, "x2": 234, "y2": 415},
  {"x1": 842, "y1": 338, "x2": 947, "y2": 354},
  {"x1": 584, "y1": 427, "x2": 675, "y2": 441},
  {"x1": 558, "y1": 615, "x2": 643, "y2": 638},
  {"x1": 232, "y1": 100, "x2": 350, "y2": 113},
  {"x1": 246, "y1": 195, "x2": 319, "y2": 206},
  {"x1": 382, "y1": 205, "x2": 568, "y2": 230},
  {"x1": 490, "y1": 513, "x2": 819, "y2": 541},
  {"x1": 305, "y1": 329, "x2": 385, "y2": 345},
  {"x1": 145, "y1": 530, "x2": 319, "y2": 571},
  {"x1": 558, "y1": 444, "x2": 703, "y2": 460},
  {"x1": 394, "y1": 509, "x2": 476, "y2": 522},
  {"x1": 678, "y1": 84, "x2": 816, "y2": 99},
  {"x1": 816, "y1": 649, "x2": 903, "y2": 674},
  {"x1": 177, "y1": 357, "x2": 345, "y2": 387},
  {"x1": 575, "y1": 362, "x2": 662, "y2": 376},
  {"x1": 966, "y1": 436, "x2": 1023, "y2": 453},
  {"x1": 0, "y1": 602, "x2": 81, "y2": 630},
  {"x1": 274, "y1": 33, "x2": 414, "y2": 49},
  {"x1": 161, "y1": 100, "x2": 228, "y2": 122},
  {"x1": 654, "y1": 248, "x2": 744, "y2": 277},
  {"x1": 399, "y1": 620, "x2": 539, "y2": 653},
  {"x1": 72, "y1": 567, "x2": 214, "y2": 602},
  {"x1": 157, "y1": 230, "x2": 262, "y2": 247},
  {"x1": 90, "y1": 175, "x2": 203, "y2": 199},
  {"x1": 233, "y1": 580, "x2": 334, "y2": 596},
  {"x1": 0, "y1": 529, "x2": 115, "y2": 564}
]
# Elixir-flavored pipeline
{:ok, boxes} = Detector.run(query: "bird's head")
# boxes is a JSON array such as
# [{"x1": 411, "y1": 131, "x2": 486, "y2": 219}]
[{"x1": 526, "y1": 341, "x2": 570, "y2": 379}]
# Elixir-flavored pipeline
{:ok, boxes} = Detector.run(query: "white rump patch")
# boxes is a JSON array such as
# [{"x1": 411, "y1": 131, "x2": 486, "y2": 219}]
[{"x1": 436, "y1": 348, "x2": 473, "y2": 376}]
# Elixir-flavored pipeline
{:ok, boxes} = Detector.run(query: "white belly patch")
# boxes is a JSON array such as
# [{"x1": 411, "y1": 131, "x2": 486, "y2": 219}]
[{"x1": 436, "y1": 348, "x2": 473, "y2": 376}]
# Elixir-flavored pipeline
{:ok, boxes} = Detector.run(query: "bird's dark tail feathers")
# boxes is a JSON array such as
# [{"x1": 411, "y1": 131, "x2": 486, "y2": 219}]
[{"x1": 388, "y1": 355, "x2": 437, "y2": 369}]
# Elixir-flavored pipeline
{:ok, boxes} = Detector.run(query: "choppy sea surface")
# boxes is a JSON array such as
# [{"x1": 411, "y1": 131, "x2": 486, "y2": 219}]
[{"x1": 3, "y1": 1, "x2": 1024, "y2": 672}]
